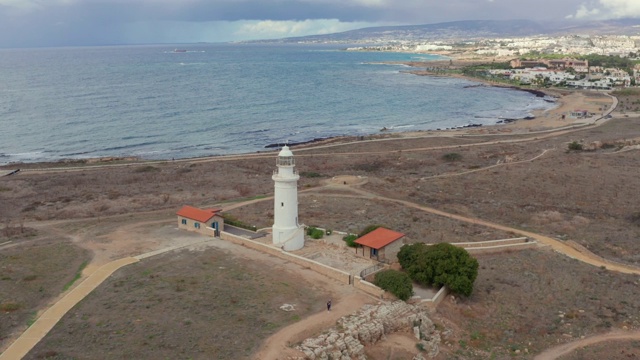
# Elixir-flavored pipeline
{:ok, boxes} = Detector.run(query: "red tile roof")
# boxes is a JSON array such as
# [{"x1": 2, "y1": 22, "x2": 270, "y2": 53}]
[
  {"x1": 354, "y1": 227, "x2": 405, "y2": 249},
  {"x1": 176, "y1": 205, "x2": 221, "y2": 223}
]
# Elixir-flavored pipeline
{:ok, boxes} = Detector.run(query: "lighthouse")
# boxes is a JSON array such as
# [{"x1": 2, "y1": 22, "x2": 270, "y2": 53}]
[{"x1": 272, "y1": 145, "x2": 304, "y2": 251}]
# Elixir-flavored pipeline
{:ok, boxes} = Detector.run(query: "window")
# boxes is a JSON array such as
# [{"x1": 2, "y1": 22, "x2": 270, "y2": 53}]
[
  {"x1": 181, "y1": 219, "x2": 187, "y2": 225},
  {"x1": 194, "y1": 222, "x2": 200, "y2": 229},
  {"x1": 281, "y1": 202, "x2": 284, "y2": 207}
]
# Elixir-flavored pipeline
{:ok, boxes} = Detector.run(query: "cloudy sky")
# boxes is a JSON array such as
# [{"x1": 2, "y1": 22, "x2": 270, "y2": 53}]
[{"x1": 0, "y1": 0, "x2": 639, "y2": 48}]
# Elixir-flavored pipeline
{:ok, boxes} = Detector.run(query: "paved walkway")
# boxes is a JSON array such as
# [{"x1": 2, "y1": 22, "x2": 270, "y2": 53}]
[{"x1": 0, "y1": 257, "x2": 138, "y2": 360}]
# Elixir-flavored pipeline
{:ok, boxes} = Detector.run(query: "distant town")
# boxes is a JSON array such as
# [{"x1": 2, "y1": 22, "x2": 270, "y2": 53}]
[{"x1": 347, "y1": 34, "x2": 640, "y2": 89}]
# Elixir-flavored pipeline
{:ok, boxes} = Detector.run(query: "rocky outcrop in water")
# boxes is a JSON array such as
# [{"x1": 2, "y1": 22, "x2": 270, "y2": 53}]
[{"x1": 296, "y1": 301, "x2": 440, "y2": 359}]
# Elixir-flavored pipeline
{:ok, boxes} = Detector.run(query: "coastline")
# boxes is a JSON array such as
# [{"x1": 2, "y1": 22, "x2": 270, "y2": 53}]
[
  {"x1": 0, "y1": 58, "x2": 615, "y2": 169},
  {"x1": 398, "y1": 60, "x2": 615, "y2": 135},
  {"x1": 0, "y1": 87, "x2": 614, "y2": 170}
]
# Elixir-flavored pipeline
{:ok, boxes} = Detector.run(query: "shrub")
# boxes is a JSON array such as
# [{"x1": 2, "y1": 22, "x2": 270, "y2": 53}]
[
  {"x1": 134, "y1": 165, "x2": 160, "y2": 173},
  {"x1": 300, "y1": 171, "x2": 322, "y2": 178},
  {"x1": 0, "y1": 302, "x2": 22, "y2": 312},
  {"x1": 442, "y1": 153, "x2": 462, "y2": 162},
  {"x1": 567, "y1": 141, "x2": 583, "y2": 151},
  {"x1": 306, "y1": 226, "x2": 324, "y2": 239},
  {"x1": 398, "y1": 243, "x2": 479, "y2": 297},
  {"x1": 374, "y1": 270, "x2": 413, "y2": 301},
  {"x1": 343, "y1": 234, "x2": 358, "y2": 247},
  {"x1": 221, "y1": 214, "x2": 257, "y2": 232},
  {"x1": 628, "y1": 212, "x2": 640, "y2": 226}
]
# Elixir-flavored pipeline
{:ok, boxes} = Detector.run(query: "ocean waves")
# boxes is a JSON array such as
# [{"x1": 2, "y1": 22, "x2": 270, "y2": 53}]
[{"x1": 0, "y1": 44, "x2": 553, "y2": 165}]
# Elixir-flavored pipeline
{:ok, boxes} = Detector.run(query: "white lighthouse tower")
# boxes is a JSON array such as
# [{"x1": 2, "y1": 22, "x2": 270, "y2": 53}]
[{"x1": 272, "y1": 145, "x2": 304, "y2": 251}]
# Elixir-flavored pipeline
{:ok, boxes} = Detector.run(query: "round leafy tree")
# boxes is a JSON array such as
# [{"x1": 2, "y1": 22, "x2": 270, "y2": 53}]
[
  {"x1": 374, "y1": 269, "x2": 413, "y2": 301},
  {"x1": 398, "y1": 242, "x2": 479, "y2": 297}
]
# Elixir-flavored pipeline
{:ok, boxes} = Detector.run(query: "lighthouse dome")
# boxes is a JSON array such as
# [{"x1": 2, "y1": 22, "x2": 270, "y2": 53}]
[
  {"x1": 277, "y1": 145, "x2": 295, "y2": 166},
  {"x1": 278, "y1": 145, "x2": 293, "y2": 157}
]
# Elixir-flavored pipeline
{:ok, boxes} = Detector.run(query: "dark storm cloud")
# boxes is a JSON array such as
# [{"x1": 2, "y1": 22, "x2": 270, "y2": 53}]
[{"x1": 0, "y1": 0, "x2": 637, "y2": 47}]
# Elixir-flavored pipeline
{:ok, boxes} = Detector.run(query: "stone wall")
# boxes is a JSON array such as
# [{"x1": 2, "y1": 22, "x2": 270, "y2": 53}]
[{"x1": 296, "y1": 301, "x2": 440, "y2": 359}]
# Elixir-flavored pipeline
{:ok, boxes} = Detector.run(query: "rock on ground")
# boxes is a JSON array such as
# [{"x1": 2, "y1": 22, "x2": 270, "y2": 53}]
[{"x1": 296, "y1": 301, "x2": 440, "y2": 359}]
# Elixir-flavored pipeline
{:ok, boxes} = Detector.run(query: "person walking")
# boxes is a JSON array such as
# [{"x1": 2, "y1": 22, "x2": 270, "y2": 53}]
[{"x1": 327, "y1": 299, "x2": 332, "y2": 311}]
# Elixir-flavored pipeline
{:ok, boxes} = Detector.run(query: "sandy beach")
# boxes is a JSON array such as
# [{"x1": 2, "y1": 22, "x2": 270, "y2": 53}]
[{"x1": 393, "y1": 60, "x2": 616, "y2": 137}]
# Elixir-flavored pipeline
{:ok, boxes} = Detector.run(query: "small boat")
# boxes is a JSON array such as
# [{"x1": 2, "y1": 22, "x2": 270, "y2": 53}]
[{"x1": 173, "y1": 49, "x2": 187, "y2": 53}]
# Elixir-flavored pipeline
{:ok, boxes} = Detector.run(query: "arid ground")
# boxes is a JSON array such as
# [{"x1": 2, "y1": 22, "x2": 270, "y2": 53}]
[{"x1": 1, "y1": 89, "x2": 640, "y2": 359}]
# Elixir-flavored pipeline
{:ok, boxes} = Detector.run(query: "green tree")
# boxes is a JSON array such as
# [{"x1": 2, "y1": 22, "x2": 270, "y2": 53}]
[
  {"x1": 398, "y1": 243, "x2": 479, "y2": 297},
  {"x1": 374, "y1": 270, "x2": 413, "y2": 301}
]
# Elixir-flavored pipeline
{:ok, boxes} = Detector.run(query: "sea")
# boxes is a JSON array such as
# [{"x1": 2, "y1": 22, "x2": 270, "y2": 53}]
[{"x1": 0, "y1": 43, "x2": 555, "y2": 165}]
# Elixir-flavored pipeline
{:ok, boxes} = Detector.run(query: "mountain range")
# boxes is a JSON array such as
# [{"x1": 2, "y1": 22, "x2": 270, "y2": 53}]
[{"x1": 252, "y1": 19, "x2": 640, "y2": 44}]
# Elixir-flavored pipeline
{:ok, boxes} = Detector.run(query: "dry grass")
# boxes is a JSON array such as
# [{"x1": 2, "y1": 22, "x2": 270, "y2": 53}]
[
  {"x1": 437, "y1": 249, "x2": 640, "y2": 359},
  {"x1": 0, "y1": 240, "x2": 90, "y2": 348},
  {"x1": 559, "y1": 339, "x2": 640, "y2": 360},
  {"x1": 1, "y1": 109, "x2": 640, "y2": 358},
  {"x1": 26, "y1": 248, "x2": 322, "y2": 360}
]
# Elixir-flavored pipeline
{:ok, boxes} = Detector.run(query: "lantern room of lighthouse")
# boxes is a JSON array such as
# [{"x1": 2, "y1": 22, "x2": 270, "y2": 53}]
[{"x1": 271, "y1": 145, "x2": 305, "y2": 251}]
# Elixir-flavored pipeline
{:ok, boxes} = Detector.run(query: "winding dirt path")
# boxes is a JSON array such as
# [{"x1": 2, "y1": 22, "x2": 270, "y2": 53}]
[
  {"x1": 324, "y1": 185, "x2": 640, "y2": 275},
  {"x1": 252, "y1": 292, "x2": 374, "y2": 360},
  {"x1": 534, "y1": 330, "x2": 640, "y2": 359}
]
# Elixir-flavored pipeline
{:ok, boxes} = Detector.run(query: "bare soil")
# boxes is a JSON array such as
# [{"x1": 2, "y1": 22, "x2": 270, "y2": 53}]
[{"x1": 1, "y1": 94, "x2": 640, "y2": 359}]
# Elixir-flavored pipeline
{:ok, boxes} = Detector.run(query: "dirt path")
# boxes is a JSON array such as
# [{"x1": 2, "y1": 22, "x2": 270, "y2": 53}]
[
  {"x1": 252, "y1": 292, "x2": 374, "y2": 360},
  {"x1": 327, "y1": 185, "x2": 640, "y2": 275},
  {"x1": 534, "y1": 330, "x2": 640, "y2": 359}
]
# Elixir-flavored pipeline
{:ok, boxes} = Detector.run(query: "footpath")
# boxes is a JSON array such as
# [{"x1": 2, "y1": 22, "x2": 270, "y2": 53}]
[
  {"x1": 0, "y1": 238, "x2": 214, "y2": 360},
  {"x1": 0, "y1": 258, "x2": 138, "y2": 360}
]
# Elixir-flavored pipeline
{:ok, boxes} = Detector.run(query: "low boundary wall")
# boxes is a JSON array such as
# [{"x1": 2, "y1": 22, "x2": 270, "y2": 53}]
[
  {"x1": 452, "y1": 237, "x2": 537, "y2": 254},
  {"x1": 353, "y1": 276, "x2": 386, "y2": 299},
  {"x1": 418, "y1": 286, "x2": 449, "y2": 308},
  {"x1": 453, "y1": 237, "x2": 528, "y2": 248},
  {"x1": 220, "y1": 231, "x2": 351, "y2": 284},
  {"x1": 219, "y1": 230, "x2": 452, "y2": 306}
]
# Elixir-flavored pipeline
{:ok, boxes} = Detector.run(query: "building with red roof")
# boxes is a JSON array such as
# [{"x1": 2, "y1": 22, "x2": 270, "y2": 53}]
[
  {"x1": 354, "y1": 227, "x2": 405, "y2": 263},
  {"x1": 176, "y1": 205, "x2": 224, "y2": 236}
]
